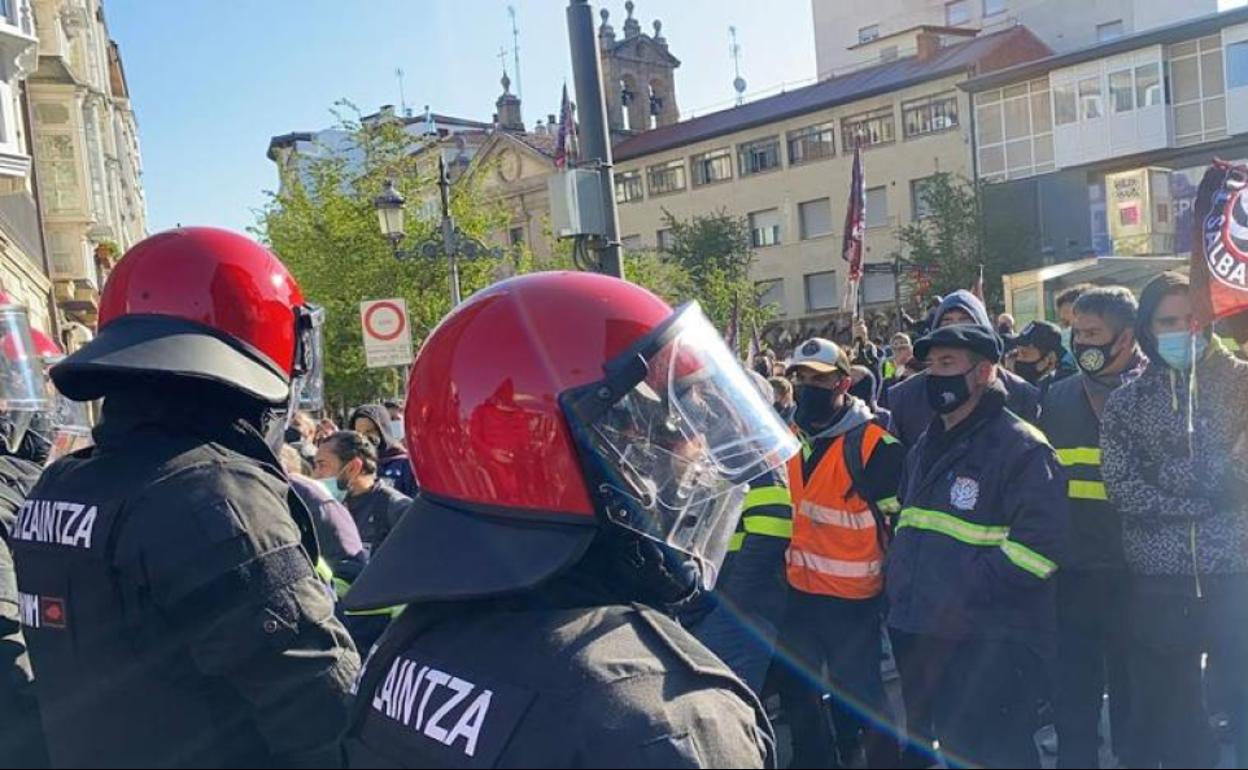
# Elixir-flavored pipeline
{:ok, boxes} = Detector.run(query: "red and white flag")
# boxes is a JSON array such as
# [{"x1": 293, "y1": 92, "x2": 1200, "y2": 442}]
[
  {"x1": 554, "y1": 84, "x2": 575, "y2": 170},
  {"x1": 842, "y1": 140, "x2": 866, "y2": 316}
]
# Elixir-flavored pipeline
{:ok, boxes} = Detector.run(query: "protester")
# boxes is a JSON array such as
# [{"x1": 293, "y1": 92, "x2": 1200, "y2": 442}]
[
  {"x1": 314, "y1": 430, "x2": 410, "y2": 552},
  {"x1": 753, "y1": 350, "x2": 776, "y2": 379},
  {"x1": 881, "y1": 332, "x2": 919, "y2": 410},
  {"x1": 340, "y1": 272, "x2": 782, "y2": 767},
  {"x1": 779, "y1": 338, "x2": 904, "y2": 768},
  {"x1": 1009, "y1": 319, "x2": 1076, "y2": 390},
  {"x1": 849, "y1": 364, "x2": 890, "y2": 425},
  {"x1": 1101, "y1": 271, "x2": 1248, "y2": 768},
  {"x1": 887, "y1": 290, "x2": 1040, "y2": 446},
  {"x1": 1039, "y1": 286, "x2": 1144, "y2": 768},
  {"x1": 998, "y1": 312, "x2": 1017, "y2": 338},
  {"x1": 9, "y1": 228, "x2": 359, "y2": 767},
  {"x1": 1056, "y1": 284, "x2": 1094, "y2": 366},
  {"x1": 314, "y1": 417, "x2": 337, "y2": 444},
  {"x1": 770, "y1": 375, "x2": 796, "y2": 424},
  {"x1": 691, "y1": 370, "x2": 795, "y2": 694},
  {"x1": 886, "y1": 323, "x2": 1067, "y2": 769},
  {"x1": 349, "y1": 403, "x2": 418, "y2": 496},
  {"x1": 279, "y1": 443, "x2": 367, "y2": 593}
]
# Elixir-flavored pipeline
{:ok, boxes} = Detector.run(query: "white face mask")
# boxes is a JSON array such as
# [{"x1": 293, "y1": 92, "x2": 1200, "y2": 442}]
[{"x1": 389, "y1": 420, "x2": 404, "y2": 441}]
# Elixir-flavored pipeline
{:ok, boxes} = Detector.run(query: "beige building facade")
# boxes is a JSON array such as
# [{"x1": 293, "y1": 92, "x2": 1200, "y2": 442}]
[
  {"x1": 613, "y1": 26, "x2": 1050, "y2": 345},
  {"x1": 28, "y1": 0, "x2": 147, "y2": 340}
]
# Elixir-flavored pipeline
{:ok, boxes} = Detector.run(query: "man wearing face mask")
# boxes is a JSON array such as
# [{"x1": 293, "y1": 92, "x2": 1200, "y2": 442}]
[
  {"x1": 1101, "y1": 271, "x2": 1248, "y2": 768},
  {"x1": 314, "y1": 430, "x2": 410, "y2": 553},
  {"x1": 349, "y1": 404, "x2": 418, "y2": 497},
  {"x1": 885, "y1": 323, "x2": 1068, "y2": 769},
  {"x1": 1039, "y1": 286, "x2": 1145, "y2": 768},
  {"x1": 780, "y1": 338, "x2": 905, "y2": 769},
  {"x1": 1009, "y1": 320, "x2": 1077, "y2": 391},
  {"x1": 7, "y1": 228, "x2": 360, "y2": 767},
  {"x1": 886, "y1": 290, "x2": 1039, "y2": 447}
]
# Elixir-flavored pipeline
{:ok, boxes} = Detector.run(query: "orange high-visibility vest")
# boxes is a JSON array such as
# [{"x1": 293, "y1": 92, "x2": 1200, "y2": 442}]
[{"x1": 786, "y1": 423, "x2": 889, "y2": 599}]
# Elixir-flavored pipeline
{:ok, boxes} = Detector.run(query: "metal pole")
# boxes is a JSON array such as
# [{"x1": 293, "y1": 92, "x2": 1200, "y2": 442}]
[
  {"x1": 567, "y1": 0, "x2": 623, "y2": 278},
  {"x1": 437, "y1": 158, "x2": 463, "y2": 306},
  {"x1": 893, "y1": 256, "x2": 903, "y2": 334}
]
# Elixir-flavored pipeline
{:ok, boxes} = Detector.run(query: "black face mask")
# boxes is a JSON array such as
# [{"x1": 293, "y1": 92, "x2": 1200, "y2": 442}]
[
  {"x1": 1013, "y1": 358, "x2": 1050, "y2": 385},
  {"x1": 794, "y1": 384, "x2": 839, "y2": 434},
  {"x1": 1074, "y1": 335, "x2": 1120, "y2": 376},
  {"x1": 926, "y1": 370, "x2": 974, "y2": 414}
]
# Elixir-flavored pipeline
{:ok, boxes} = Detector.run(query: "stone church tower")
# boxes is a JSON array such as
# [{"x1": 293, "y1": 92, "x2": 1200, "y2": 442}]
[{"x1": 598, "y1": 1, "x2": 680, "y2": 142}]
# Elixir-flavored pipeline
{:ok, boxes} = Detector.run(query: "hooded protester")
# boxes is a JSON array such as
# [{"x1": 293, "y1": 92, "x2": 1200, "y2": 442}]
[
  {"x1": 313, "y1": 430, "x2": 410, "y2": 551},
  {"x1": 1101, "y1": 271, "x2": 1248, "y2": 768},
  {"x1": 349, "y1": 404, "x2": 418, "y2": 497},
  {"x1": 887, "y1": 290, "x2": 1040, "y2": 446}
]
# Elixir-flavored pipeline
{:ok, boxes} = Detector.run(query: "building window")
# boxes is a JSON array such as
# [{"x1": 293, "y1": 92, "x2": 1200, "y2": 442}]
[
  {"x1": 1054, "y1": 82, "x2": 1077, "y2": 125},
  {"x1": 749, "y1": 208, "x2": 781, "y2": 248},
  {"x1": 911, "y1": 178, "x2": 937, "y2": 220},
  {"x1": 757, "y1": 279, "x2": 785, "y2": 314},
  {"x1": 902, "y1": 91, "x2": 960, "y2": 138},
  {"x1": 615, "y1": 170, "x2": 643, "y2": 203},
  {"x1": 1167, "y1": 35, "x2": 1227, "y2": 147},
  {"x1": 787, "y1": 121, "x2": 836, "y2": 165},
  {"x1": 738, "y1": 136, "x2": 781, "y2": 176},
  {"x1": 974, "y1": 78, "x2": 1053, "y2": 182},
  {"x1": 799, "y1": 198, "x2": 833, "y2": 240},
  {"x1": 691, "y1": 148, "x2": 733, "y2": 186},
  {"x1": 621, "y1": 234, "x2": 642, "y2": 253},
  {"x1": 866, "y1": 186, "x2": 889, "y2": 228},
  {"x1": 1109, "y1": 69, "x2": 1134, "y2": 113},
  {"x1": 858, "y1": 25, "x2": 879, "y2": 44},
  {"x1": 508, "y1": 226, "x2": 525, "y2": 250},
  {"x1": 842, "y1": 107, "x2": 895, "y2": 149},
  {"x1": 646, "y1": 159, "x2": 686, "y2": 195},
  {"x1": 656, "y1": 228, "x2": 674, "y2": 252},
  {"x1": 983, "y1": 0, "x2": 1006, "y2": 16},
  {"x1": 804, "y1": 271, "x2": 839, "y2": 312},
  {"x1": 37, "y1": 134, "x2": 78, "y2": 214},
  {"x1": 946, "y1": 0, "x2": 971, "y2": 26},
  {"x1": 1229, "y1": 41, "x2": 1248, "y2": 90},
  {"x1": 1096, "y1": 20, "x2": 1124, "y2": 42},
  {"x1": 1136, "y1": 63, "x2": 1163, "y2": 107},
  {"x1": 864, "y1": 272, "x2": 896, "y2": 305},
  {"x1": 1079, "y1": 77, "x2": 1102, "y2": 120}
]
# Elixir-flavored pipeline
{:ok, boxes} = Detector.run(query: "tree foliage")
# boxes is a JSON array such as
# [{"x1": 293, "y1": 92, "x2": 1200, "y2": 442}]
[
  {"x1": 660, "y1": 208, "x2": 774, "y2": 351},
  {"x1": 253, "y1": 103, "x2": 508, "y2": 411},
  {"x1": 894, "y1": 172, "x2": 1032, "y2": 309}
]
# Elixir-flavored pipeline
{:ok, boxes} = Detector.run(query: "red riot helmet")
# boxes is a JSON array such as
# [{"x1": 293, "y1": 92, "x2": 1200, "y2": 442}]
[
  {"x1": 51, "y1": 228, "x2": 323, "y2": 425},
  {"x1": 0, "y1": 292, "x2": 52, "y2": 455},
  {"x1": 345, "y1": 271, "x2": 797, "y2": 612}
]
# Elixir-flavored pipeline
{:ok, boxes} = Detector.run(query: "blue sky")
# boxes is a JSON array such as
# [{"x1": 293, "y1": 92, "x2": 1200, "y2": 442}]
[{"x1": 105, "y1": 0, "x2": 816, "y2": 235}]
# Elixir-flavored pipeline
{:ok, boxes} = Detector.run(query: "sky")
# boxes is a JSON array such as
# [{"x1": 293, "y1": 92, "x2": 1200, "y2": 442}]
[{"x1": 104, "y1": 0, "x2": 817, "y2": 235}]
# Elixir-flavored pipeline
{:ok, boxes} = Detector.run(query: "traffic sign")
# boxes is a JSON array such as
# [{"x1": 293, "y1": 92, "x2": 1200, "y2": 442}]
[{"x1": 360, "y1": 298, "x2": 413, "y2": 368}]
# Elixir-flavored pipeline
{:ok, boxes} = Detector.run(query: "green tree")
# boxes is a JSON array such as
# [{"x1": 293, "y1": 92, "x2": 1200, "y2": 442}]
[
  {"x1": 660, "y1": 208, "x2": 774, "y2": 352},
  {"x1": 254, "y1": 103, "x2": 508, "y2": 412},
  {"x1": 894, "y1": 172, "x2": 1031, "y2": 309}
]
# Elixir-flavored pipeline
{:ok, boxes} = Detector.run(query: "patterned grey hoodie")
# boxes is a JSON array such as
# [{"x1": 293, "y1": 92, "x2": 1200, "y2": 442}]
[{"x1": 1101, "y1": 343, "x2": 1248, "y2": 581}]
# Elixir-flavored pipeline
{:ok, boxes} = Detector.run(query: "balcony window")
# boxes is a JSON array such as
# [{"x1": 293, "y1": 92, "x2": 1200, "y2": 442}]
[
  {"x1": 738, "y1": 136, "x2": 781, "y2": 176},
  {"x1": 749, "y1": 208, "x2": 781, "y2": 248},
  {"x1": 842, "y1": 107, "x2": 896, "y2": 149},
  {"x1": 646, "y1": 159, "x2": 686, "y2": 195},
  {"x1": 614, "y1": 170, "x2": 643, "y2": 203},
  {"x1": 799, "y1": 198, "x2": 833, "y2": 239},
  {"x1": 805, "y1": 271, "x2": 839, "y2": 312},
  {"x1": 787, "y1": 121, "x2": 836, "y2": 165},
  {"x1": 691, "y1": 148, "x2": 733, "y2": 186},
  {"x1": 903, "y1": 92, "x2": 960, "y2": 138}
]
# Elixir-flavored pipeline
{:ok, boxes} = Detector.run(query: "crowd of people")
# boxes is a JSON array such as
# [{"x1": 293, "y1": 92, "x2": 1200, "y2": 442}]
[{"x1": 2, "y1": 225, "x2": 1248, "y2": 769}]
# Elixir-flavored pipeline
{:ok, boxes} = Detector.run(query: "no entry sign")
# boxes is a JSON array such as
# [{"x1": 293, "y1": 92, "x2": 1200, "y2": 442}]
[{"x1": 360, "y1": 298, "x2": 413, "y2": 368}]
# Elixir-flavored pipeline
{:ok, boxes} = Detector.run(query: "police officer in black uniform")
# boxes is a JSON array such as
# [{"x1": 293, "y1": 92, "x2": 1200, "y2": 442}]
[
  {"x1": 341, "y1": 271, "x2": 794, "y2": 768},
  {"x1": 10, "y1": 228, "x2": 361, "y2": 768},
  {"x1": 0, "y1": 297, "x2": 54, "y2": 768}
]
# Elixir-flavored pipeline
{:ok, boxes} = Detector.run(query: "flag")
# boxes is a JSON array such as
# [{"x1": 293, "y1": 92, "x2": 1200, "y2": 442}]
[
  {"x1": 748, "y1": 323, "x2": 763, "y2": 364},
  {"x1": 971, "y1": 264, "x2": 985, "y2": 305},
  {"x1": 1192, "y1": 160, "x2": 1248, "y2": 325},
  {"x1": 554, "y1": 84, "x2": 574, "y2": 170},
  {"x1": 842, "y1": 140, "x2": 866, "y2": 316}
]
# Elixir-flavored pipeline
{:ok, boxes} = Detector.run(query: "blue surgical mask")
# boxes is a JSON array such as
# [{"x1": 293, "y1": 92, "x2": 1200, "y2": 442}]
[
  {"x1": 1156, "y1": 331, "x2": 1209, "y2": 371},
  {"x1": 318, "y1": 476, "x2": 348, "y2": 503}
]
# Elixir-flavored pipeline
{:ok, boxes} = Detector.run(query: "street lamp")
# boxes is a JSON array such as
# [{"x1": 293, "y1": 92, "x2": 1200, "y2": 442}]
[{"x1": 373, "y1": 157, "x2": 503, "y2": 307}]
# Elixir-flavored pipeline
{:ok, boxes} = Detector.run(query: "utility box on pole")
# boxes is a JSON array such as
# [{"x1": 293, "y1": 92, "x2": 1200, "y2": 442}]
[{"x1": 549, "y1": 170, "x2": 608, "y2": 239}]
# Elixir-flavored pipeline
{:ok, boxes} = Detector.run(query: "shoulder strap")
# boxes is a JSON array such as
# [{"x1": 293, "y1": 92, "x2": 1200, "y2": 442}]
[{"x1": 842, "y1": 424, "x2": 891, "y2": 549}]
